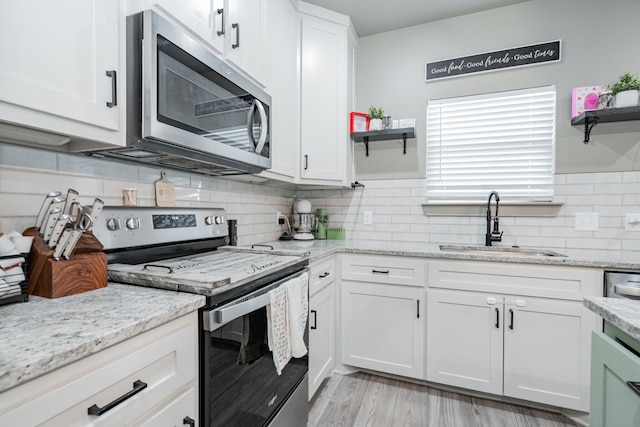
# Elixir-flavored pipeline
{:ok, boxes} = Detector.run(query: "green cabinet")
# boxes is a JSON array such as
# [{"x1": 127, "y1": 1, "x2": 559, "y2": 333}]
[{"x1": 590, "y1": 328, "x2": 640, "y2": 427}]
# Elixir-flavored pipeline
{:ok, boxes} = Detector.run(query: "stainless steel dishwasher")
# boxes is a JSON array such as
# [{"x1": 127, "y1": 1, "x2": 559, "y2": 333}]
[{"x1": 604, "y1": 271, "x2": 640, "y2": 300}]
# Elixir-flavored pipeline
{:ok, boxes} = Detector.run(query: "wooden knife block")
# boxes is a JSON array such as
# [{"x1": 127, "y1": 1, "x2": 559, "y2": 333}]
[{"x1": 25, "y1": 229, "x2": 108, "y2": 299}]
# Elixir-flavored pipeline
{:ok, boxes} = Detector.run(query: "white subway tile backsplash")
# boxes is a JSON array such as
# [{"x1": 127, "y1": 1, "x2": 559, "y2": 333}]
[{"x1": 4, "y1": 147, "x2": 640, "y2": 260}]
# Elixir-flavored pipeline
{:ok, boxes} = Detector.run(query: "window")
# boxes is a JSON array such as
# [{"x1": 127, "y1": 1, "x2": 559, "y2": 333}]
[{"x1": 426, "y1": 86, "x2": 556, "y2": 203}]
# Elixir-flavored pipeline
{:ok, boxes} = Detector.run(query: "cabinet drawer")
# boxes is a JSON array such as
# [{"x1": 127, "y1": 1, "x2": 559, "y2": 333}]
[
  {"x1": 429, "y1": 259, "x2": 602, "y2": 300},
  {"x1": 0, "y1": 312, "x2": 198, "y2": 426},
  {"x1": 309, "y1": 256, "x2": 336, "y2": 296},
  {"x1": 340, "y1": 254, "x2": 426, "y2": 287}
]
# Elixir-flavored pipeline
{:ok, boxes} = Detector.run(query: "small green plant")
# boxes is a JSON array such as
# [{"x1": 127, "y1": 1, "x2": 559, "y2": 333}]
[
  {"x1": 368, "y1": 105, "x2": 385, "y2": 119},
  {"x1": 609, "y1": 72, "x2": 640, "y2": 94}
]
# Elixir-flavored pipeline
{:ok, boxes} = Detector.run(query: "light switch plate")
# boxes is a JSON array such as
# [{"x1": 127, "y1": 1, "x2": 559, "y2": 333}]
[
  {"x1": 364, "y1": 211, "x2": 373, "y2": 225},
  {"x1": 575, "y1": 212, "x2": 599, "y2": 231}
]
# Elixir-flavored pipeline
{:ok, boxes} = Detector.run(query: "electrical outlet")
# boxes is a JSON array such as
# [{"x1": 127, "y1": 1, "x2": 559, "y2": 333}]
[
  {"x1": 364, "y1": 211, "x2": 373, "y2": 225},
  {"x1": 625, "y1": 213, "x2": 640, "y2": 231},
  {"x1": 575, "y1": 212, "x2": 599, "y2": 231},
  {"x1": 276, "y1": 211, "x2": 282, "y2": 224}
]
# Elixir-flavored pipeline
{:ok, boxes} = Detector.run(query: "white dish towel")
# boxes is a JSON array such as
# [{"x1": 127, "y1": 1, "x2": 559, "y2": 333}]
[
  {"x1": 267, "y1": 283, "x2": 291, "y2": 375},
  {"x1": 266, "y1": 272, "x2": 309, "y2": 375},
  {"x1": 287, "y1": 272, "x2": 309, "y2": 358}
]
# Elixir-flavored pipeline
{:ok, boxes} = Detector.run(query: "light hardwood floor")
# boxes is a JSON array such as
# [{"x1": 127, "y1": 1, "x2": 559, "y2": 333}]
[{"x1": 308, "y1": 372, "x2": 581, "y2": 427}]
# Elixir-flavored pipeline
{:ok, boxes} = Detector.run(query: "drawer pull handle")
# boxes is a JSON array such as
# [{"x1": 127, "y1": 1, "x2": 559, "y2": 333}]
[
  {"x1": 106, "y1": 70, "x2": 117, "y2": 108},
  {"x1": 310, "y1": 310, "x2": 317, "y2": 329},
  {"x1": 88, "y1": 379, "x2": 147, "y2": 416},
  {"x1": 183, "y1": 416, "x2": 195, "y2": 426},
  {"x1": 416, "y1": 300, "x2": 420, "y2": 318},
  {"x1": 627, "y1": 381, "x2": 640, "y2": 397},
  {"x1": 509, "y1": 309, "x2": 514, "y2": 330},
  {"x1": 495, "y1": 307, "x2": 500, "y2": 329},
  {"x1": 372, "y1": 269, "x2": 389, "y2": 274},
  {"x1": 319, "y1": 272, "x2": 330, "y2": 278}
]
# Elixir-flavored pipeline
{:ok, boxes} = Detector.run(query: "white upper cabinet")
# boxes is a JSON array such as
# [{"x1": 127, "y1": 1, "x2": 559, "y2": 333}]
[
  {"x1": 299, "y1": 11, "x2": 348, "y2": 184},
  {"x1": 151, "y1": 0, "x2": 266, "y2": 84},
  {"x1": 0, "y1": 0, "x2": 124, "y2": 149},
  {"x1": 225, "y1": 0, "x2": 267, "y2": 84},
  {"x1": 153, "y1": 0, "x2": 222, "y2": 52},
  {"x1": 260, "y1": 0, "x2": 300, "y2": 179}
]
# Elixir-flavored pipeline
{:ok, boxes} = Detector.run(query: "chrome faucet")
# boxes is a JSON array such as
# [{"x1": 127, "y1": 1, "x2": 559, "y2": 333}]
[{"x1": 486, "y1": 191, "x2": 503, "y2": 246}]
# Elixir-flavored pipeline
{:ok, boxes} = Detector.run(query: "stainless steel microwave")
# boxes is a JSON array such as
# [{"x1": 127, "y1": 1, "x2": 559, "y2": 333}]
[{"x1": 91, "y1": 10, "x2": 271, "y2": 176}]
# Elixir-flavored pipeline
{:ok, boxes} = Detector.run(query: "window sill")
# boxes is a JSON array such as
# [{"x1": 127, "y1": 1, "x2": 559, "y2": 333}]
[{"x1": 421, "y1": 202, "x2": 564, "y2": 217}]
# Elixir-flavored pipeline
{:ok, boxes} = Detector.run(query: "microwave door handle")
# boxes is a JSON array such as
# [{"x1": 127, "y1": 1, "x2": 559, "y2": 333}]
[
  {"x1": 254, "y1": 99, "x2": 268, "y2": 154},
  {"x1": 246, "y1": 100, "x2": 268, "y2": 154}
]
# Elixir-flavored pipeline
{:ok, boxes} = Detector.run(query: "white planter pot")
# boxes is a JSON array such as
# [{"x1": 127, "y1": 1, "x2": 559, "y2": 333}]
[
  {"x1": 614, "y1": 90, "x2": 640, "y2": 108},
  {"x1": 369, "y1": 118, "x2": 383, "y2": 131}
]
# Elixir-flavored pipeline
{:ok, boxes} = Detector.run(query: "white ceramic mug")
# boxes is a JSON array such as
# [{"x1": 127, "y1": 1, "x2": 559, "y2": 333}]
[
  {"x1": 10, "y1": 235, "x2": 34, "y2": 254},
  {"x1": 0, "y1": 234, "x2": 17, "y2": 255}
]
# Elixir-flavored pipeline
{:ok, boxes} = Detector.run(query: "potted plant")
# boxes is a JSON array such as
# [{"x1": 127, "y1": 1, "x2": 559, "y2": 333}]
[
  {"x1": 609, "y1": 71, "x2": 640, "y2": 108},
  {"x1": 368, "y1": 105, "x2": 385, "y2": 131}
]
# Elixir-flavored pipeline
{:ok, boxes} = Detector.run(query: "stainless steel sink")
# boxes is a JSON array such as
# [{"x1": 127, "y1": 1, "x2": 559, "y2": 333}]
[{"x1": 439, "y1": 244, "x2": 566, "y2": 257}]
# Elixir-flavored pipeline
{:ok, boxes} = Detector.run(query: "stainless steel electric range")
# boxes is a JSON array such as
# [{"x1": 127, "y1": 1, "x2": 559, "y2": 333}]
[{"x1": 93, "y1": 206, "x2": 309, "y2": 427}]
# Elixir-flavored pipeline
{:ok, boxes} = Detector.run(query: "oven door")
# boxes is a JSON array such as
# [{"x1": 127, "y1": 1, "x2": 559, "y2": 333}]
[
  {"x1": 139, "y1": 10, "x2": 271, "y2": 169},
  {"x1": 201, "y1": 269, "x2": 309, "y2": 427}
]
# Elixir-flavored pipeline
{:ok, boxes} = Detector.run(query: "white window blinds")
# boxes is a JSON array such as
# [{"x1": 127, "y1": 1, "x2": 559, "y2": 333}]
[{"x1": 426, "y1": 86, "x2": 556, "y2": 202}]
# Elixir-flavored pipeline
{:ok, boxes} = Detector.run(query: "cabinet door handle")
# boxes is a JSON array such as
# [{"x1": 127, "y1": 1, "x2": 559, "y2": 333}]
[
  {"x1": 319, "y1": 272, "x2": 330, "y2": 278},
  {"x1": 310, "y1": 310, "x2": 317, "y2": 329},
  {"x1": 372, "y1": 269, "x2": 389, "y2": 274},
  {"x1": 183, "y1": 416, "x2": 195, "y2": 426},
  {"x1": 495, "y1": 307, "x2": 500, "y2": 329},
  {"x1": 232, "y1": 23, "x2": 240, "y2": 49},
  {"x1": 216, "y1": 8, "x2": 225, "y2": 36},
  {"x1": 304, "y1": 154, "x2": 309, "y2": 170},
  {"x1": 416, "y1": 300, "x2": 420, "y2": 318},
  {"x1": 105, "y1": 70, "x2": 117, "y2": 108},
  {"x1": 88, "y1": 380, "x2": 147, "y2": 416},
  {"x1": 627, "y1": 381, "x2": 640, "y2": 397},
  {"x1": 509, "y1": 309, "x2": 514, "y2": 330}
]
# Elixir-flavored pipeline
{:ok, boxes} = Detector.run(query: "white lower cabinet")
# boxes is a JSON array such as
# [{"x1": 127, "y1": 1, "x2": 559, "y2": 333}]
[
  {"x1": 342, "y1": 281, "x2": 425, "y2": 379},
  {"x1": 309, "y1": 257, "x2": 336, "y2": 400},
  {"x1": 426, "y1": 289, "x2": 503, "y2": 395},
  {"x1": 426, "y1": 260, "x2": 601, "y2": 412},
  {"x1": 340, "y1": 254, "x2": 427, "y2": 380},
  {"x1": 0, "y1": 312, "x2": 199, "y2": 426}
]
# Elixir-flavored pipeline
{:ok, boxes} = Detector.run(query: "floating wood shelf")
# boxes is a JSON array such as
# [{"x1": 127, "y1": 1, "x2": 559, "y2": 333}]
[
  {"x1": 351, "y1": 128, "x2": 416, "y2": 156},
  {"x1": 571, "y1": 106, "x2": 640, "y2": 144}
]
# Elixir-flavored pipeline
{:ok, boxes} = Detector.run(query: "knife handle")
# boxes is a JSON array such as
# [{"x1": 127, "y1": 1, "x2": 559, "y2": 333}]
[
  {"x1": 42, "y1": 208, "x2": 63, "y2": 242},
  {"x1": 48, "y1": 214, "x2": 72, "y2": 249},
  {"x1": 53, "y1": 229, "x2": 73, "y2": 260},
  {"x1": 62, "y1": 230, "x2": 83, "y2": 260}
]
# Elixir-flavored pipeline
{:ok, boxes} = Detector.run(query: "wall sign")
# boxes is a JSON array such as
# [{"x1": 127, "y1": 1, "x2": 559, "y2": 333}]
[{"x1": 425, "y1": 40, "x2": 561, "y2": 81}]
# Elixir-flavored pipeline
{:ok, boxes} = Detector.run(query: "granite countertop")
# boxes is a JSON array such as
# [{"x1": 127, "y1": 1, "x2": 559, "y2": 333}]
[
  {"x1": 583, "y1": 297, "x2": 640, "y2": 341},
  {"x1": 0, "y1": 283, "x2": 205, "y2": 394},
  {"x1": 258, "y1": 239, "x2": 640, "y2": 270}
]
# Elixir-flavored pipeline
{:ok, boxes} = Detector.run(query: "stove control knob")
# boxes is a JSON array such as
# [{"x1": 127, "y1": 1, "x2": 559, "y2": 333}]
[
  {"x1": 215, "y1": 216, "x2": 224, "y2": 224},
  {"x1": 205, "y1": 216, "x2": 214, "y2": 225},
  {"x1": 125, "y1": 217, "x2": 140, "y2": 230},
  {"x1": 106, "y1": 218, "x2": 121, "y2": 231}
]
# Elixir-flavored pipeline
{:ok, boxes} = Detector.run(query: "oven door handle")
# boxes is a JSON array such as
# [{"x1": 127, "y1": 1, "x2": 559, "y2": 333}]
[
  {"x1": 615, "y1": 284, "x2": 640, "y2": 297},
  {"x1": 212, "y1": 291, "x2": 272, "y2": 326},
  {"x1": 203, "y1": 268, "x2": 309, "y2": 331}
]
